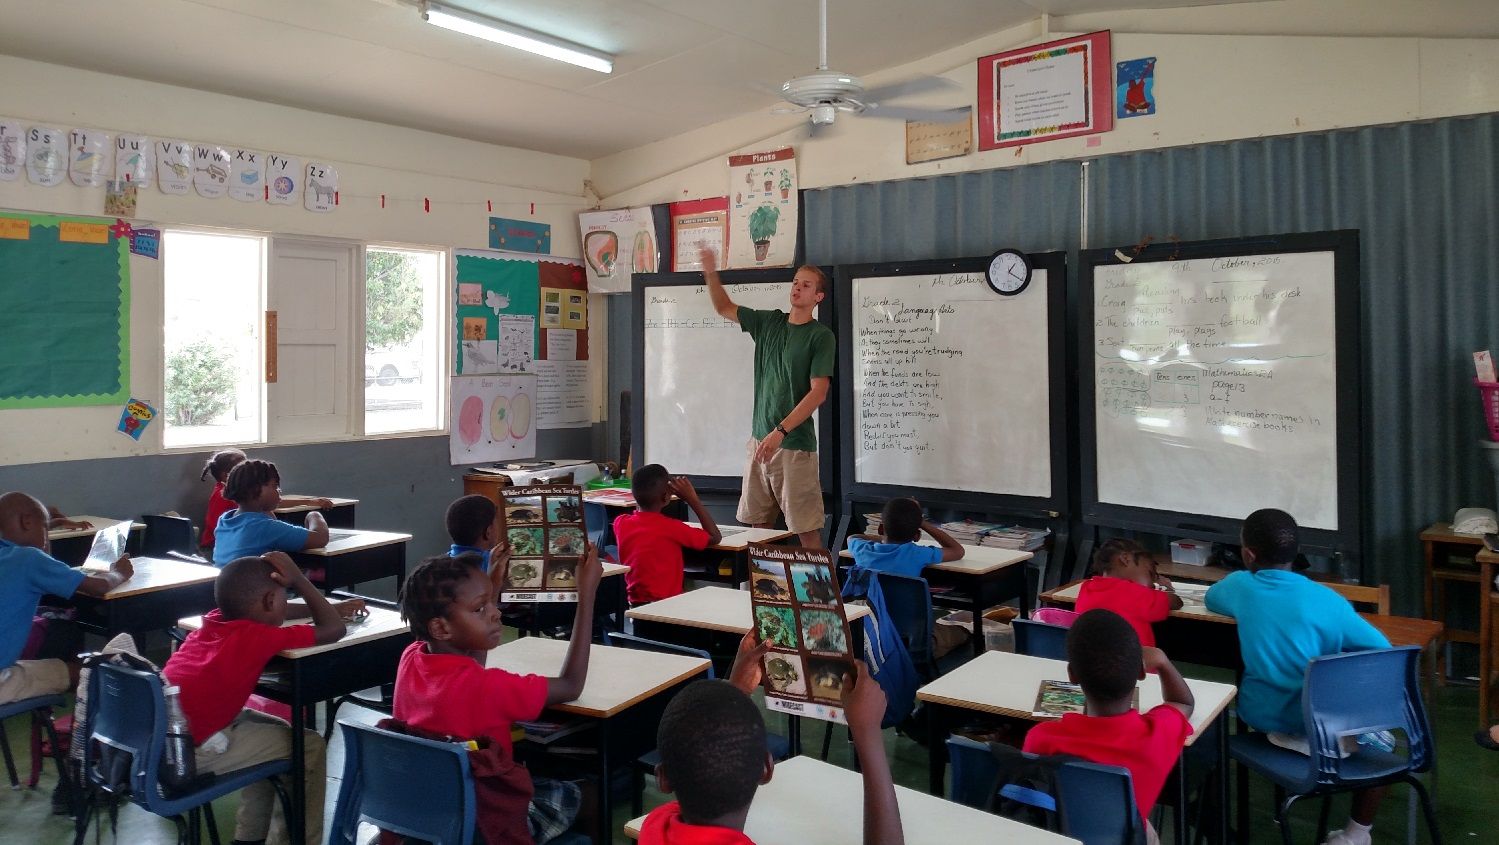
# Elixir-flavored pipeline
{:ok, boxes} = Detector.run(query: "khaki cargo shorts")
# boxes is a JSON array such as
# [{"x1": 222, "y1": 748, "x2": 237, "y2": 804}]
[
  {"x1": 737, "y1": 437, "x2": 825, "y2": 535},
  {"x1": 0, "y1": 658, "x2": 70, "y2": 705}
]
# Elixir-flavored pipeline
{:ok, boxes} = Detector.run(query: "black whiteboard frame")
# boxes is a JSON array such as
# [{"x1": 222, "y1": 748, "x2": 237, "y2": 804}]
[
  {"x1": 1077, "y1": 230, "x2": 1362, "y2": 557},
  {"x1": 835, "y1": 252, "x2": 1070, "y2": 518},
  {"x1": 632, "y1": 268, "x2": 837, "y2": 495}
]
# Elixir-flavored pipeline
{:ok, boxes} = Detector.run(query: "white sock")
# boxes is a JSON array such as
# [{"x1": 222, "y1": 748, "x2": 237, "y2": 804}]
[{"x1": 1341, "y1": 820, "x2": 1372, "y2": 844}]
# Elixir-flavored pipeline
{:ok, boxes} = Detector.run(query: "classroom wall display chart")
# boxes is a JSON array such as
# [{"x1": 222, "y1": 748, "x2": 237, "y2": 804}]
[
  {"x1": 578, "y1": 207, "x2": 657, "y2": 294},
  {"x1": 497, "y1": 484, "x2": 587, "y2": 603},
  {"x1": 726, "y1": 147, "x2": 797, "y2": 269},
  {"x1": 449, "y1": 373, "x2": 537, "y2": 465},
  {"x1": 838, "y1": 254, "x2": 1067, "y2": 512},
  {"x1": 748, "y1": 544, "x2": 854, "y2": 724},
  {"x1": 636, "y1": 271, "x2": 831, "y2": 484},
  {"x1": 0, "y1": 211, "x2": 130, "y2": 408},
  {"x1": 1079, "y1": 231, "x2": 1361, "y2": 547}
]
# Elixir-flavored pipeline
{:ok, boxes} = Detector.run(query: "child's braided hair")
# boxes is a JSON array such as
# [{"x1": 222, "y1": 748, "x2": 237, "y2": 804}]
[
  {"x1": 224, "y1": 459, "x2": 280, "y2": 505},
  {"x1": 400, "y1": 553, "x2": 484, "y2": 641}
]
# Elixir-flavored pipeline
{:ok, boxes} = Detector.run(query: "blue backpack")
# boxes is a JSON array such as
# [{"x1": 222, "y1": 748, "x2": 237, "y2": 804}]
[{"x1": 843, "y1": 568, "x2": 919, "y2": 728}]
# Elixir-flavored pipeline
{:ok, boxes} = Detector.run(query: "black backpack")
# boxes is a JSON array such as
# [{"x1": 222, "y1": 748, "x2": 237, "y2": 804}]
[{"x1": 983, "y1": 741, "x2": 1084, "y2": 832}]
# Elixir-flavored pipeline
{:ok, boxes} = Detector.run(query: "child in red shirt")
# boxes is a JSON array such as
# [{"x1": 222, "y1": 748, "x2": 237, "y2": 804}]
[
  {"x1": 163, "y1": 552, "x2": 356, "y2": 845},
  {"x1": 393, "y1": 543, "x2": 602, "y2": 843},
  {"x1": 639, "y1": 639, "x2": 904, "y2": 845},
  {"x1": 1023, "y1": 608, "x2": 1195, "y2": 834},
  {"x1": 1075, "y1": 538, "x2": 1182, "y2": 649},
  {"x1": 614, "y1": 464, "x2": 721, "y2": 605}
]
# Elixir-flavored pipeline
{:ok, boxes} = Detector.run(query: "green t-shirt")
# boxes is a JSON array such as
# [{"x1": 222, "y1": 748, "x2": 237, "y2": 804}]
[{"x1": 738, "y1": 306, "x2": 836, "y2": 452}]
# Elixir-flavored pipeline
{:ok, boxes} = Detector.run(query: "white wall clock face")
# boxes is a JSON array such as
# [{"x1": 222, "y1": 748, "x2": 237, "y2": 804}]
[{"x1": 986, "y1": 249, "x2": 1032, "y2": 296}]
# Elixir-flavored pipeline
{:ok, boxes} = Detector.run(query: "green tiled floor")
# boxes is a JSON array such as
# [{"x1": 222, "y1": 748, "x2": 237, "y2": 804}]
[{"x1": 4, "y1": 666, "x2": 1493, "y2": 844}]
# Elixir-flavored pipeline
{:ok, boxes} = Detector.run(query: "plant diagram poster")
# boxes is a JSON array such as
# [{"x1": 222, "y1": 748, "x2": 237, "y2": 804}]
[
  {"x1": 498, "y1": 484, "x2": 588, "y2": 603},
  {"x1": 726, "y1": 147, "x2": 797, "y2": 269},
  {"x1": 748, "y1": 543, "x2": 855, "y2": 724}
]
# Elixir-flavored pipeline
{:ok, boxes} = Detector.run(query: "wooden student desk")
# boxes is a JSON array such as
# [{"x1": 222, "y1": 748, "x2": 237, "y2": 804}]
[
  {"x1": 274, "y1": 495, "x2": 358, "y2": 528},
  {"x1": 64, "y1": 556, "x2": 218, "y2": 636},
  {"x1": 487, "y1": 636, "x2": 710, "y2": 843},
  {"x1": 179, "y1": 605, "x2": 413, "y2": 845},
  {"x1": 917, "y1": 650, "x2": 1237, "y2": 845},
  {"x1": 624, "y1": 755, "x2": 1080, "y2": 844},
  {"x1": 291, "y1": 528, "x2": 411, "y2": 593},
  {"x1": 508, "y1": 561, "x2": 631, "y2": 635},
  {"x1": 839, "y1": 542, "x2": 1034, "y2": 657},
  {"x1": 683, "y1": 524, "x2": 796, "y2": 584},
  {"x1": 47, "y1": 516, "x2": 144, "y2": 565}
]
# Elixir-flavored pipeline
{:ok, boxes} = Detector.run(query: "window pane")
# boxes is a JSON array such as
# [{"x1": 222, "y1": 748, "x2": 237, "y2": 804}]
[
  {"x1": 163, "y1": 231, "x2": 265, "y2": 449},
  {"x1": 365, "y1": 247, "x2": 443, "y2": 434}
]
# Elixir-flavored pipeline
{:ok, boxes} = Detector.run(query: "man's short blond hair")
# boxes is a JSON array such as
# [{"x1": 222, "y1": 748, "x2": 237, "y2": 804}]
[{"x1": 796, "y1": 264, "x2": 828, "y2": 296}]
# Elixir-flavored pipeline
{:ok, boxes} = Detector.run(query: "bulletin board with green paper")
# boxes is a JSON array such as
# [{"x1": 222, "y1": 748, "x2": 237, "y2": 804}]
[
  {"x1": 0, "y1": 212, "x2": 130, "y2": 408},
  {"x1": 454, "y1": 249, "x2": 588, "y2": 375}
]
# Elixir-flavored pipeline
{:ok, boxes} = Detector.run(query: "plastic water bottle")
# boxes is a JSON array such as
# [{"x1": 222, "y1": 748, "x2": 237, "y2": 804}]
[{"x1": 162, "y1": 685, "x2": 196, "y2": 792}]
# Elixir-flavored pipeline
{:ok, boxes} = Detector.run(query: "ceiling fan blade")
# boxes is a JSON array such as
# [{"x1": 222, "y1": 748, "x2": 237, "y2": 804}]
[
  {"x1": 859, "y1": 75, "x2": 960, "y2": 102},
  {"x1": 862, "y1": 104, "x2": 970, "y2": 123},
  {"x1": 771, "y1": 103, "x2": 809, "y2": 115}
]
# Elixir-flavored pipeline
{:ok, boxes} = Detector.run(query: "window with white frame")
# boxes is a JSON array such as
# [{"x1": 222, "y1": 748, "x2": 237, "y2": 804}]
[
  {"x1": 162, "y1": 230, "x2": 266, "y2": 449},
  {"x1": 364, "y1": 246, "x2": 444, "y2": 435}
]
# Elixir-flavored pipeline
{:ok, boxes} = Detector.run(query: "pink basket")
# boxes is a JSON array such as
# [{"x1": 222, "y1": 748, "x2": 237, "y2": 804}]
[{"x1": 1477, "y1": 379, "x2": 1499, "y2": 441}]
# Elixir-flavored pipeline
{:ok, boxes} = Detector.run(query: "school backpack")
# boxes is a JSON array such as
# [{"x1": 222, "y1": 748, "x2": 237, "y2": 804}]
[
  {"x1": 842, "y1": 568, "x2": 919, "y2": 729},
  {"x1": 982, "y1": 741, "x2": 1083, "y2": 831}
]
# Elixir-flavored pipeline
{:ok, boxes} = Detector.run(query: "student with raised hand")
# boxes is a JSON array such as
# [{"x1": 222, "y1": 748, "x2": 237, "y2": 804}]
[
  {"x1": 640, "y1": 634, "x2": 904, "y2": 845},
  {"x1": 163, "y1": 552, "x2": 356, "y2": 845},
  {"x1": 847, "y1": 496, "x2": 965, "y2": 576},
  {"x1": 211, "y1": 459, "x2": 329, "y2": 567},
  {"x1": 1205, "y1": 508, "x2": 1391, "y2": 845},
  {"x1": 1023, "y1": 608, "x2": 1194, "y2": 843},
  {"x1": 699, "y1": 244, "x2": 834, "y2": 549},
  {"x1": 393, "y1": 542, "x2": 603, "y2": 843},
  {"x1": 614, "y1": 463, "x2": 720, "y2": 606},
  {"x1": 0, "y1": 492, "x2": 131, "y2": 705}
]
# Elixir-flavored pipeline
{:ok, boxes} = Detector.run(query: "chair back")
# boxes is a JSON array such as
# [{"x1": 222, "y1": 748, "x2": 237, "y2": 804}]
[
  {"x1": 1321, "y1": 581, "x2": 1392, "y2": 615},
  {"x1": 604, "y1": 632, "x2": 716, "y2": 678},
  {"x1": 141, "y1": 514, "x2": 196, "y2": 557},
  {"x1": 870, "y1": 571, "x2": 935, "y2": 670},
  {"x1": 1055, "y1": 760, "x2": 1144, "y2": 845},
  {"x1": 332, "y1": 720, "x2": 476, "y2": 845},
  {"x1": 1013, "y1": 618, "x2": 1070, "y2": 660},
  {"x1": 946, "y1": 735, "x2": 1004, "y2": 809},
  {"x1": 582, "y1": 501, "x2": 609, "y2": 550},
  {"x1": 82, "y1": 662, "x2": 166, "y2": 807},
  {"x1": 1302, "y1": 646, "x2": 1431, "y2": 783}
]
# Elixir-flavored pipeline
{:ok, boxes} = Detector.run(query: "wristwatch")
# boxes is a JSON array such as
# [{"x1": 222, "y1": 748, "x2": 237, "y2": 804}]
[{"x1": 775, "y1": 423, "x2": 789, "y2": 436}]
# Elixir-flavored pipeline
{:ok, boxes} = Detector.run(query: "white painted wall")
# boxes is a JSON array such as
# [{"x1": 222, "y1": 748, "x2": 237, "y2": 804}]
[
  {"x1": 591, "y1": 11, "x2": 1499, "y2": 207},
  {"x1": 0, "y1": 55, "x2": 594, "y2": 465}
]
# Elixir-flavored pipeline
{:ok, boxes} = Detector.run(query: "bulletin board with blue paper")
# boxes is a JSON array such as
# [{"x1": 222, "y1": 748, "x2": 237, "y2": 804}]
[{"x1": 0, "y1": 211, "x2": 130, "y2": 408}]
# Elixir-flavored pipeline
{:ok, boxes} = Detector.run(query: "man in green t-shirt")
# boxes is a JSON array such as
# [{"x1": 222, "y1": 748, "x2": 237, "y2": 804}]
[{"x1": 700, "y1": 246, "x2": 834, "y2": 548}]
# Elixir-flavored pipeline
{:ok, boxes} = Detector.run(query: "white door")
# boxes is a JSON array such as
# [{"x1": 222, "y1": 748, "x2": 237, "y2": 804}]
[{"x1": 268, "y1": 238, "x2": 356, "y2": 442}]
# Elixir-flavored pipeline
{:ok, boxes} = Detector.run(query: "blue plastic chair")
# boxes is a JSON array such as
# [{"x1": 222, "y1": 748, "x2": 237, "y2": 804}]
[
  {"x1": 1228, "y1": 646, "x2": 1441, "y2": 845},
  {"x1": 604, "y1": 632, "x2": 793, "y2": 813},
  {"x1": 330, "y1": 720, "x2": 476, "y2": 845},
  {"x1": 75, "y1": 661, "x2": 291, "y2": 845},
  {"x1": 581, "y1": 501, "x2": 618, "y2": 561},
  {"x1": 843, "y1": 569, "x2": 936, "y2": 677},
  {"x1": 0, "y1": 693, "x2": 68, "y2": 792},
  {"x1": 1012, "y1": 618, "x2": 1070, "y2": 660}
]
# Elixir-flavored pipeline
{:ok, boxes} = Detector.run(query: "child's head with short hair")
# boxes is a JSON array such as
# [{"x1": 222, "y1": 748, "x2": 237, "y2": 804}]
[
  {"x1": 1092, "y1": 537, "x2": 1154, "y2": 585},
  {"x1": 216, "y1": 555, "x2": 289, "y2": 624},
  {"x1": 445, "y1": 494, "x2": 499, "y2": 548},
  {"x1": 224, "y1": 459, "x2": 281, "y2": 509},
  {"x1": 1241, "y1": 508, "x2": 1298, "y2": 571},
  {"x1": 880, "y1": 497, "x2": 923, "y2": 544},
  {"x1": 0, "y1": 491, "x2": 50, "y2": 550},
  {"x1": 1067, "y1": 609, "x2": 1144, "y2": 709},
  {"x1": 400, "y1": 553, "x2": 500, "y2": 653},
  {"x1": 201, "y1": 449, "x2": 247, "y2": 483},
  {"x1": 655, "y1": 679, "x2": 771, "y2": 825},
  {"x1": 631, "y1": 463, "x2": 672, "y2": 512}
]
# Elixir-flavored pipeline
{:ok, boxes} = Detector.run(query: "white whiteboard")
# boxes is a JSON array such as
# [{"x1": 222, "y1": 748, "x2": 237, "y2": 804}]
[
  {"x1": 643, "y1": 282, "x2": 818, "y2": 478},
  {"x1": 851, "y1": 270, "x2": 1052, "y2": 497},
  {"x1": 1092, "y1": 251, "x2": 1339, "y2": 529}
]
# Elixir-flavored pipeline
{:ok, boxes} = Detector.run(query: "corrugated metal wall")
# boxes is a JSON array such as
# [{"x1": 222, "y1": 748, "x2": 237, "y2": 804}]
[{"x1": 804, "y1": 113, "x2": 1499, "y2": 614}]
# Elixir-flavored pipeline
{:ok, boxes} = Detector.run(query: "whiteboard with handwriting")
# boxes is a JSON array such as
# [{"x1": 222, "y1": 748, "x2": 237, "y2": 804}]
[
  {"x1": 1092, "y1": 251, "x2": 1340, "y2": 528},
  {"x1": 644, "y1": 282, "x2": 818, "y2": 478},
  {"x1": 851, "y1": 270, "x2": 1052, "y2": 496}
]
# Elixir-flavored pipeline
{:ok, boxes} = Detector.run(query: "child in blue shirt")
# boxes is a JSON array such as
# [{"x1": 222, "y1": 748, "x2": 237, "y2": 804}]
[
  {"x1": 444, "y1": 494, "x2": 502, "y2": 571},
  {"x1": 1205, "y1": 508, "x2": 1390, "y2": 845},
  {"x1": 213, "y1": 460, "x2": 330, "y2": 566},
  {"x1": 847, "y1": 497, "x2": 964, "y2": 577},
  {"x1": 0, "y1": 492, "x2": 132, "y2": 706}
]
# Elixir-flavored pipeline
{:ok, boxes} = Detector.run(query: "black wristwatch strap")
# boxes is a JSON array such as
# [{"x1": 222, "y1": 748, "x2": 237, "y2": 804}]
[{"x1": 775, "y1": 424, "x2": 789, "y2": 436}]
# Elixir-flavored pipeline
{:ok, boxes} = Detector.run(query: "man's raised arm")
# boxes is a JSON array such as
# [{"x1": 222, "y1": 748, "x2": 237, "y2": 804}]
[{"x1": 701, "y1": 246, "x2": 739, "y2": 322}]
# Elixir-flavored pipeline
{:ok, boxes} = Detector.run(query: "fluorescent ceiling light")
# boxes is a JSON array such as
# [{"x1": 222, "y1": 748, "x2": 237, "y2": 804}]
[{"x1": 422, "y1": 1, "x2": 613, "y2": 74}]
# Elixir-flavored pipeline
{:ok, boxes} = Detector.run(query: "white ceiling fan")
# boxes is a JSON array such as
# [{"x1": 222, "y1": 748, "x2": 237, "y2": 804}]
[{"x1": 773, "y1": 0, "x2": 968, "y2": 130}]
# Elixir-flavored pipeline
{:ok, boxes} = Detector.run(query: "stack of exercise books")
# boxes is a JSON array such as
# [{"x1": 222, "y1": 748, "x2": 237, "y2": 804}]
[
  {"x1": 863, "y1": 513, "x2": 883, "y2": 535},
  {"x1": 979, "y1": 526, "x2": 1051, "y2": 551},
  {"x1": 939, "y1": 520, "x2": 1008, "y2": 545}
]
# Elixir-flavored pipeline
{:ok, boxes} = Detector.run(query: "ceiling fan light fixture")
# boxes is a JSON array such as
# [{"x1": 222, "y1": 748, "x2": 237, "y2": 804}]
[{"x1": 421, "y1": 1, "x2": 614, "y2": 74}]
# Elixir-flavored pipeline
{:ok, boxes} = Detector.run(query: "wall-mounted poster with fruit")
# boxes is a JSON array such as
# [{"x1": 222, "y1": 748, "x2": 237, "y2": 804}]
[
  {"x1": 726, "y1": 147, "x2": 797, "y2": 269},
  {"x1": 498, "y1": 483, "x2": 588, "y2": 603},
  {"x1": 448, "y1": 373, "x2": 537, "y2": 465},
  {"x1": 748, "y1": 543, "x2": 855, "y2": 724}
]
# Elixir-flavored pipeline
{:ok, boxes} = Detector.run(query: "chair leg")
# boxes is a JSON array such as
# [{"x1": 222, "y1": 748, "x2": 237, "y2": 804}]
[
  {"x1": 202, "y1": 801, "x2": 222, "y2": 845},
  {"x1": 1315, "y1": 795, "x2": 1332, "y2": 843},
  {"x1": 1236, "y1": 762, "x2": 1251, "y2": 845},
  {"x1": 1273, "y1": 792, "x2": 1302, "y2": 845},
  {"x1": 41, "y1": 713, "x2": 74, "y2": 814},
  {"x1": 632, "y1": 766, "x2": 645, "y2": 817},
  {"x1": 820, "y1": 721, "x2": 833, "y2": 760},
  {"x1": 1408, "y1": 775, "x2": 1444, "y2": 845},
  {"x1": 71, "y1": 797, "x2": 94, "y2": 845},
  {"x1": 0, "y1": 724, "x2": 19, "y2": 788}
]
